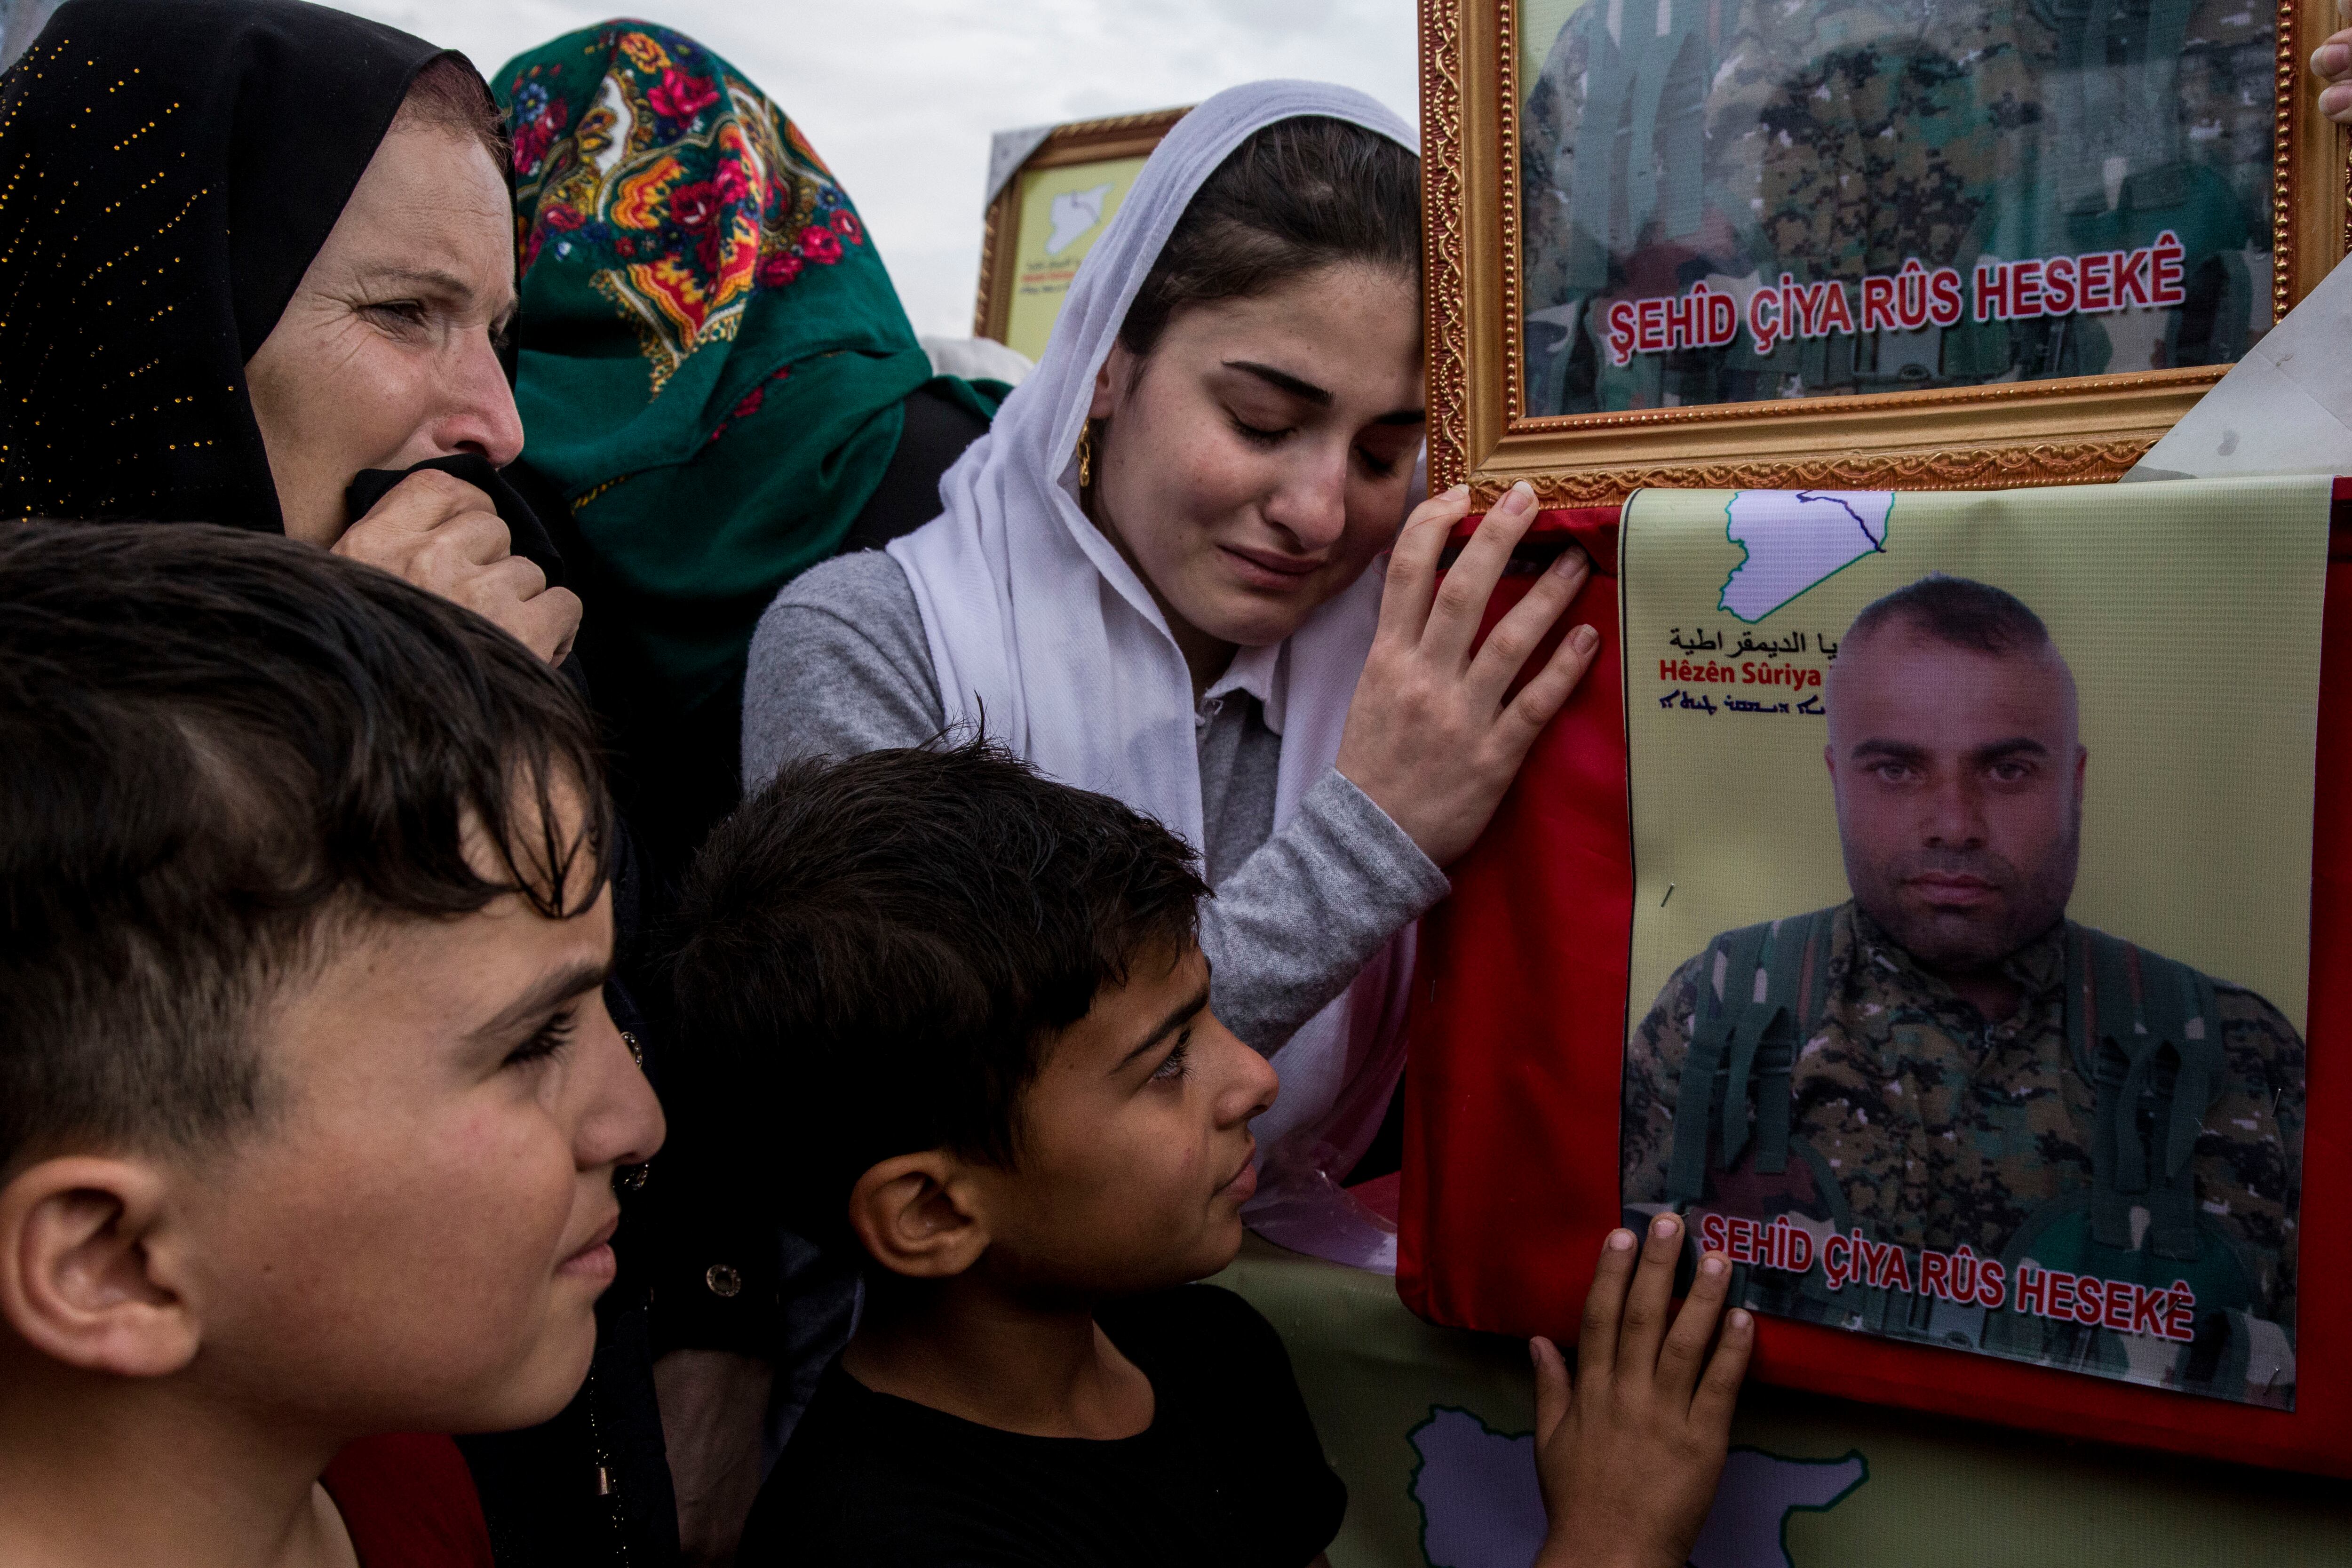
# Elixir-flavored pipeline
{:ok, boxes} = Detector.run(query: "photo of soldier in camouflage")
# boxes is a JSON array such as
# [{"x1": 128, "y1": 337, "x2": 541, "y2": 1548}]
[
  {"x1": 1621, "y1": 573, "x2": 2304, "y2": 1407},
  {"x1": 1520, "y1": 0, "x2": 2278, "y2": 416}
]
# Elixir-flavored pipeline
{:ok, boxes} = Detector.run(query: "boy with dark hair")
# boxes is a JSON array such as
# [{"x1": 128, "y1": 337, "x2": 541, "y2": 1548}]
[
  {"x1": 673, "y1": 740, "x2": 1750, "y2": 1568},
  {"x1": 0, "y1": 521, "x2": 664, "y2": 1568}
]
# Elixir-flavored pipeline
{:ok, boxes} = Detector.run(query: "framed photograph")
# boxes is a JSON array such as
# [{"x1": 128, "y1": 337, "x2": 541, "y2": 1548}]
[
  {"x1": 973, "y1": 107, "x2": 1189, "y2": 361},
  {"x1": 1420, "y1": 0, "x2": 2350, "y2": 502}
]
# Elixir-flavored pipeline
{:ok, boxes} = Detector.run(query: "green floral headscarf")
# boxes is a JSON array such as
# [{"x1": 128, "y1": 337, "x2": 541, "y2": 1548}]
[{"x1": 496, "y1": 22, "x2": 993, "y2": 714}]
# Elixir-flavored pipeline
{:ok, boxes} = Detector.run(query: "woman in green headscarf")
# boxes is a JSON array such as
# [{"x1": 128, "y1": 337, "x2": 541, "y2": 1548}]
[{"x1": 496, "y1": 22, "x2": 1002, "y2": 893}]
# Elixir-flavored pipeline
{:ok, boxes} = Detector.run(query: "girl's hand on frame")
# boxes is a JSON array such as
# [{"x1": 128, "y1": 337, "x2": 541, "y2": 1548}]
[{"x1": 1336, "y1": 480, "x2": 1598, "y2": 869}]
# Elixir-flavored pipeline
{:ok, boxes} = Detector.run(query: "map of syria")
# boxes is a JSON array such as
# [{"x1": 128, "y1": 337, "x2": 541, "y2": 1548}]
[
  {"x1": 1408, "y1": 1408, "x2": 1867, "y2": 1568},
  {"x1": 1045, "y1": 183, "x2": 1114, "y2": 255},
  {"x1": 1719, "y1": 491, "x2": 1895, "y2": 622}
]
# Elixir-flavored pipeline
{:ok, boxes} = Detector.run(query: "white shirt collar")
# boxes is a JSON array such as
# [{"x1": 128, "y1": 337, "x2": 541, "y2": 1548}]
[{"x1": 1202, "y1": 639, "x2": 1288, "y2": 736}]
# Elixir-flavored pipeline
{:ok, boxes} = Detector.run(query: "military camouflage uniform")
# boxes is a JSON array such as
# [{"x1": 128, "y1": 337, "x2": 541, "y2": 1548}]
[{"x1": 1622, "y1": 901, "x2": 2302, "y2": 1406}]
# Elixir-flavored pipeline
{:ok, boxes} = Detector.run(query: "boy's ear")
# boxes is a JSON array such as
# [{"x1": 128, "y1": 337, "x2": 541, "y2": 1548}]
[
  {"x1": 847, "y1": 1151, "x2": 991, "y2": 1280},
  {"x1": 0, "y1": 1156, "x2": 200, "y2": 1377}
]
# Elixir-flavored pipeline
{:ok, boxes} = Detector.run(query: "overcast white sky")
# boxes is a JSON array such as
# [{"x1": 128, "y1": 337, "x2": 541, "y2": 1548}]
[{"x1": 337, "y1": 0, "x2": 1421, "y2": 339}]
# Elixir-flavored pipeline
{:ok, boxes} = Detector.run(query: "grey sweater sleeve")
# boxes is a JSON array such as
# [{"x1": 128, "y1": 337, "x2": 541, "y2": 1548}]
[
  {"x1": 743, "y1": 554, "x2": 1446, "y2": 1055},
  {"x1": 1200, "y1": 768, "x2": 1451, "y2": 1055},
  {"x1": 741, "y1": 550, "x2": 946, "y2": 791}
]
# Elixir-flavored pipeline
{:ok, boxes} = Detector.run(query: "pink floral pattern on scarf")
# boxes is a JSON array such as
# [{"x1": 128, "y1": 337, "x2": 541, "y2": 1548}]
[{"x1": 505, "y1": 24, "x2": 869, "y2": 391}]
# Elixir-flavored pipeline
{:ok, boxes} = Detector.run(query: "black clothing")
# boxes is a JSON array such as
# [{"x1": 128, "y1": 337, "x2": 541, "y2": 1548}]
[
  {"x1": 459, "y1": 1293, "x2": 680, "y2": 1568},
  {"x1": 1344, "y1": 1066, "x2": 1408, "y2": 1186},
  {"x1": 0, "y1": 0, "x2": 451, "y2": 528},
  {"x1": 349, "y1": 454, "x2": 565, "y2": 586},
  {"x1": 835, "y1": 381, "x2": 994, "y2": 555},
  {"x1": 738, "y1": 1286, "x2": 1347, "y2": 1568}
]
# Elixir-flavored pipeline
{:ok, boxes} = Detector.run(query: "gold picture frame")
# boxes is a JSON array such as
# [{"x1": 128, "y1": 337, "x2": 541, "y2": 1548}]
[
  {"x1": 1422, "y1": 0, "x2": 2351, "y2": 502},
  {"x1": 973, "y1": 107, "x2": 1190, "y2": 359}
]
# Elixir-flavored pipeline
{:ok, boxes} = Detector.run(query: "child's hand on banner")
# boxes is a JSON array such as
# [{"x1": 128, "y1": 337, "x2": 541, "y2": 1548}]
[{"x1": 1530, "y1": 1214, "x2": 1752, "y2": 1568}]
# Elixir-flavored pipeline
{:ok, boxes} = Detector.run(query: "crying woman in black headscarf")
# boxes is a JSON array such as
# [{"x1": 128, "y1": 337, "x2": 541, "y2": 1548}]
[{"x1": 0, "y1": 0, "x2": 578, "y2": 665}]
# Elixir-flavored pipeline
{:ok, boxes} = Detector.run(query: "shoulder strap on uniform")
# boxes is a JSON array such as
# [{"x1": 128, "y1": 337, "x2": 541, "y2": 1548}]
[
  {"x1": 1747, "y1": 907, "x2": 1834, "y2": 1178},
  {"x1": 1665, "y1": 931, "x2": 1744, "y2": 1204},
  {"x1": 2084, "y1": 927, "x2": 2148, "y2": 1250},
  {"x1": 2064, "y1": 927, "x2": 2098, "y2": 1083},
  {"x1": 2078, "y1": 927, "x2": 2227, "y2": 1259},
  {"x1": 1796, "y1": 904, "x2": 1837, "y2": 1038},
  {"x1": 1716, "y1": 920, "x2": 1780, "y2": 1174},
  {"x1": 2142, "y1": 946, "x2": 2224, "y2": 1261},
  {"x1": 1664, "y1": 909, "x2": 1838, "y2": 1202},
  {"x1": 1667, "y1": 921, "x2": 1776, "y2": 1202},
  {"x1": 2161, "y1": 961, "x2": 2225, "y2": 1178}
]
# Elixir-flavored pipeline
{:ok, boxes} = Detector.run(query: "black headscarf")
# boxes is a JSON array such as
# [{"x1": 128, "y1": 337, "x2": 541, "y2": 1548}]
[{"x1": 0, "y1": 0, "x2": 450, "y2": 529}]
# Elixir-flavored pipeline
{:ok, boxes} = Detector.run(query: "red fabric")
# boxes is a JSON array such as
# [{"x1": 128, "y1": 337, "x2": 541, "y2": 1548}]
[
  {"x1": 1398, "y1": 495, "x2": 2352, "y2": 1477},
  {"x1": 321, "y1": 1433, "x2": 494, "y2": 1568}
]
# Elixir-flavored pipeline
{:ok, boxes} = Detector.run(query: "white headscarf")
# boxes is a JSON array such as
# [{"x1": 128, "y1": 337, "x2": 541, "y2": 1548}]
[{"x1": 887, "y1": 81, "x2": 1420, "y2": 1244}]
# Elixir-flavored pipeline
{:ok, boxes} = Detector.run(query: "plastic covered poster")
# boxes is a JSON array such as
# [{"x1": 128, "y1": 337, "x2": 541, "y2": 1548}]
[
  {"x1": 1614, "y1": 478, "x2": 2326, "y2": 1409},
  {"x1": 1398, "y1": 477, "x2": 2352, "y2": 1470}
]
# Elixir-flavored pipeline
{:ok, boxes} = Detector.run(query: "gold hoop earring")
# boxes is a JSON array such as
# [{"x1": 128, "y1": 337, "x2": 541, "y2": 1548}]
[{"x1": 1076, "y1": 424, "x2": 1093, "y2": 490}]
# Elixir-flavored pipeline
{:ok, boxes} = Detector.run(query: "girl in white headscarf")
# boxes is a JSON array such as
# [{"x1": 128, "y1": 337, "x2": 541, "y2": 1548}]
[{"x1": 743, "y1": 80, "x2": 1598, "y2": 1264}]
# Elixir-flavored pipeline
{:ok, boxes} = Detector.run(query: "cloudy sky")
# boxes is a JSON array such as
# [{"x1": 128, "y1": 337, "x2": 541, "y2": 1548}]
[{"x1": 339, "y1": 0, "x2": 1421, "y2": 339}]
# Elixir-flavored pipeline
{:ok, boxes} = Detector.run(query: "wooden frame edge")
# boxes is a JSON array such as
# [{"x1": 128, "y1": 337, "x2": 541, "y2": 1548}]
[{"x1": 1422, "y1": 0, "x2": 1476, "y2": 492}]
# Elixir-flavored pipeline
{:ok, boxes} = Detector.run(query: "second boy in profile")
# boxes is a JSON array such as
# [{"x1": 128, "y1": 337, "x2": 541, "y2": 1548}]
[{"x1": 675, "y1": 739, "x2": 1751, "y2": 1568}]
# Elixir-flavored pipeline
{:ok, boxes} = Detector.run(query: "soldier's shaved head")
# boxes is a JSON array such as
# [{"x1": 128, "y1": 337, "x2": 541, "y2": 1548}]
[
  {"x1": 1828, "y1": 576, "x2": 2080, "y2": 740},
  {"x1": 1825, "y1": 576, "x2": 2087, "y2": 1011},
  {"x1": 1844, "y1": 574, "x2": 2061, "y2": 662}
]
